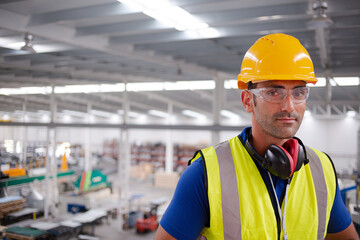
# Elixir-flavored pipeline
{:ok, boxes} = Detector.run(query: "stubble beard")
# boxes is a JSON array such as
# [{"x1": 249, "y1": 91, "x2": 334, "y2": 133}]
[{"x1": 255, "y1": 111, "x2": 303, "y2": 139}]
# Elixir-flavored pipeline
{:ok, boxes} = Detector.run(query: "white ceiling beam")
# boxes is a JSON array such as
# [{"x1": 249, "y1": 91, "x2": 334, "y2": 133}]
[
  {"x1": 110, "y1": 20, "x2": 308, "y2": 45},
  {"x1": 76, "y1": 19, "x2": 172, "y2": 37},
  {"x1": 77, "y1": 3, "x2": 308, "y2": 37},
  {"x1": 184, "y1": 0, "x2": 307, "y2": 13},
  {"x1": 0, "y1": 60, "x2": 158, "y2": 84},
  {"x1": 142, "y1": 91, "x2": 211, "y2": 116},
  {"x1": 0, "y1": 0, "x2": 114, "y2": 15},
  {"x1": 28, "y1": 2, "x2": 139, "y2": 26},
  {"x1": 0, "y1": 8, "x2": 219, "y2": 79}
]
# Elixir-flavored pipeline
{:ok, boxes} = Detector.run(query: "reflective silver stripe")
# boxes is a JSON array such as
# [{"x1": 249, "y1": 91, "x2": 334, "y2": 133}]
[
  {"x1": 214, "y1": 141, "x2": 241, "y2": 240},
  {"x1": 306, "y1": 147, "x2": 327, "y2": 240}
]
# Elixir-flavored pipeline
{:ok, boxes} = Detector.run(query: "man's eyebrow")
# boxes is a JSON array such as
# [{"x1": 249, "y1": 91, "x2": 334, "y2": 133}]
[
  {"x1": 293, "y1": 85, "x2": 307, "y2": 89},
  {"x1": 265, "y1": 84, "x2": 284, "y2": 88}
]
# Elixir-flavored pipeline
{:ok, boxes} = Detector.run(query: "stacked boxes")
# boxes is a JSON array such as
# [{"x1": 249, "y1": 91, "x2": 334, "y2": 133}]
[{"x1": 154, "y1": 171, "x2": 179, "y2": 189}]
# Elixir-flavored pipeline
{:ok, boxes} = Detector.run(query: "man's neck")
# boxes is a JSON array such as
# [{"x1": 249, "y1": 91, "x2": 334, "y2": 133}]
[{"x1": 250, "y1": 126, "x2": 288, "y2": 156}]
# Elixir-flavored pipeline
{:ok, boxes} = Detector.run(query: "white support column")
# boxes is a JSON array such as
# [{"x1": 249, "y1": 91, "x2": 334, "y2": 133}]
[
  {"x1": 212, "y1": 76, "x2": 224, "y2": 145},
  {"x1": 45, "y1": 125, "x2": 51, "y2": 219},
  {"x1": 165, "y1": 103, "x2": 174, "y2": 173},
  {"x1": 84, "y1": 104, "x2": 92, "y2": 172},
  {"x1": 325, "y1": 76, "x2": 332, "y2": 116},
  {"x1": 21, "y1": 101, "x2": 27, "y2": 168},
  {"x1": 117, "y1": 83, "x2": 131, "y2": 232},
  {"x1": 45, "y1": 84, "x2": 57, "y2": 218}
]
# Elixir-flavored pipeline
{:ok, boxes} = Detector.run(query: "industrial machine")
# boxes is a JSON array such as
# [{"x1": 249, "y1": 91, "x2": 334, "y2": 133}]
[
  {"x1": 135, "y1": 203, "x2": 160, "y2": 233},
  {"x1": 59, "y1": 170, "x2": 112, "y2": 214}
]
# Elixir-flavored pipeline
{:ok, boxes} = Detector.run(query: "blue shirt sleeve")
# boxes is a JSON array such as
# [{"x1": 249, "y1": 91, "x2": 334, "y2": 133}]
[
  {"x1": 327, "y1": 184, "x2": 353, "y2": 233},
  {"x1": 160, "y1": 158, "x2": 209, "y2": 240}
]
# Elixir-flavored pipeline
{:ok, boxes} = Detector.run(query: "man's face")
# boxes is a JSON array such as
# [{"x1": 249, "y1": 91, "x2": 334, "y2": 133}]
[{"x1": 249, "y1": 80, "x2": 307, "y2": 139}]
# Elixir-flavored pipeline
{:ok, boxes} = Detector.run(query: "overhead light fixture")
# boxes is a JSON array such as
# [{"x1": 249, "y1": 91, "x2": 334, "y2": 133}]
[
  {"x1": 333, "y1": 77, "x2": 359, "y2": 86},
  {"x1": 118, "y1": 0, "x2": 210, "y2": 32},
  {"x1": 20, "y1": 33, "x2": 36, "y2": 53},
  {"x1": 346, "y1": 111, "x2": 357, "y2": 118},
  {"x1": 148, "y1": 109, "x2": 169, "y2": 118},
  {"x1": 182, "y1": 110, "x2": 206, "y2": 119},
  {"x1": 221, "y1": 110, "x2": 239, "y2": 119},
  {"x1": 117, "y1": 110, "x2": 142, "y2": 118},
  {"x1": 224, "y1": 80, "x2": 238, "y2": 89},
  {"x1": 90, "y1": 110, "x2": 115, "y2": 118},
  {"x1": 62, "y1": 110, "x2": 88, "y2": 118}
]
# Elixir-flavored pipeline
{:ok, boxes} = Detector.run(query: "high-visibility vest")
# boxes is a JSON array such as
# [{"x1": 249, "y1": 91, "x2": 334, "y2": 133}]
[{"x1": 190, "y1": 136, "x2": 336, "y2": 240}]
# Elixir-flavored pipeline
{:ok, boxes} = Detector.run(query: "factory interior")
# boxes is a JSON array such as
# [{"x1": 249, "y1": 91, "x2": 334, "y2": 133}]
[{"x1": 0, "y1": 0, "x2": 360, "y2": 239}]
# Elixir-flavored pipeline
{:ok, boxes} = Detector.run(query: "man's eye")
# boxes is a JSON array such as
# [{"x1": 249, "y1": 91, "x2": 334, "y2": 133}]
[
  {"x1": 265, "y1": 89, "x2": 279, "y2": 97},
  {"x1": 294, "y1": 89, "x2": 306, "y2": 97}
]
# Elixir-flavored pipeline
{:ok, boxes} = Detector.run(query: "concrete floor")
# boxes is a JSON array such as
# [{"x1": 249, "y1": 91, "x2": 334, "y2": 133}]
[
  {"x1": 95, "y1": 218, "x2": 157, "y2": 240},
  {"x1": 93, "y1": 175, "x2": 175, "y2": 240}
]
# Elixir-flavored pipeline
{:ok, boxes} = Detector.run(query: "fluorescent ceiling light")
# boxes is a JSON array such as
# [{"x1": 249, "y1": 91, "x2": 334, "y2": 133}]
[
  {"x1": 118, "y1": 0, "x2": 210, "y2": 32},
  {"x1": 0, "y1": 87, "x2": 51, "y2": 95},
  {"x1": 309, "y1": 77, "x2": 359, "y2": 87},
  {"x1": 117, "y1": 110, "x2": 142, "y2": 118},
  {"x1": 333, "y1": 77, "x2": 359, "y2": 86},
  {"x1": 143, "y1": 9, "x2": 176, "y2": 28},
  {"x1": 196, "y1": 27, "x2": 220, "y2": 38},
  {"x1": 0, "y1": 37, "x2": 16, "y2": 46},
  {"x1": 182, "y1": 110, "x2": 206, "y2": 119},
  {"x1": 57, "y1": 85, "x2": 100, "y2": 94},
  {"x1": 148, "y1": 109, "x2": 169, "y2": 118},
  {"x1": 129, "y1": 111, "x2": 142, "y2": 118},
  {"x1": 37, "y1": 110, "x2": 50, "y2": 115},
  {"x1": 2, "y1": 114, "x2": 10, "y2": 121},
  {"x1": 257, "y1": 15, "x2": 283, "y2": 21},
  {"x1": 90, "y1": 110, "x2": 115, "y2": 118},
  {"x1": 0, "y1": 80, "x2": 232, "y2": 96},
  {"x1": 221, "y1": 110, "x2": 239, "y2": 119},
  {"x1": 224, "y1": 80, "x2": 238, "y2": 89},
  {"x1": 310, "y1": 77, "x2": 325, "y2": 87},
  {"x1": 100, "y1": 83, "x2": 125, "y2": 92},
  {"x1": 346, "y1": 110, "x2": 357, "y2": 117},
  {"x1": 164, "y1": 81, "x2": 215, "y2": 90},
  {"x1": 127, "y1": 82, "x2": 164, "y2": 92},
  {"x1": 62, "y1": 110, "x2": 88, "y2": 118}
]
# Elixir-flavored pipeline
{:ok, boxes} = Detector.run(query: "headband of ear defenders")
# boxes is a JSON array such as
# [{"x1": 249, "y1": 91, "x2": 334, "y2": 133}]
[{"x1": 244, "y1": 130, "x2": 308, "y2": 179}]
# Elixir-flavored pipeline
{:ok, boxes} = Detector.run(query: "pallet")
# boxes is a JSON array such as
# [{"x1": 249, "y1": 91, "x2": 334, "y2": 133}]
[
  {"x1": 4, "y1": 226, "x2": 47, "y2": 240},
  {"x1": 4, "y1": 232, "x2": 35, "y2": 240}
]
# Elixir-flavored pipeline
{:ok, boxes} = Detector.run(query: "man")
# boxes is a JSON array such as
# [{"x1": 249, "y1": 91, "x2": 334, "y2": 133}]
[{"x1": 155, "y1": 33, "x2": 359, "y2": 239}]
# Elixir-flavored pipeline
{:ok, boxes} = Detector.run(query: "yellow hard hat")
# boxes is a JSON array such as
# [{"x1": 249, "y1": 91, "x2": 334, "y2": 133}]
[{"x1": 237, "y1": 33, "x2": 318, "y2": 90}]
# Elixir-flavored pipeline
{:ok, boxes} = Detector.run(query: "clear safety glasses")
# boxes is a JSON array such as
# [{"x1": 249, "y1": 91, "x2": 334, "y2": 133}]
[{"x1": 248, "y1": 86, "x2": 310, "y2": 104}]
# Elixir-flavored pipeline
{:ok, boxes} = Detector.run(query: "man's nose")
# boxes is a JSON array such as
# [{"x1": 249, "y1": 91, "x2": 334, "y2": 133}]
[{"x1": 280, "y1": 94, "x2": 295, "y2": 112}]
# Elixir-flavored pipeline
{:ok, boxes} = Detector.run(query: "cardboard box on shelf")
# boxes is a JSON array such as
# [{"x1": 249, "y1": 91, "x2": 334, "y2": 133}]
[
  {"x1": 154, "y1": 171, "x2": 179, "y2": 189},
  {"x1": 130, "y1": 163, "x2": 154, "y2": 180}
]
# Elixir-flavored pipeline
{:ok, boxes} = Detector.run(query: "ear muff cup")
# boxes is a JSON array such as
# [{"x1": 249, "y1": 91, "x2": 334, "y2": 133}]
[
  {"x1": 245, "y1": 135, "x2": 306, "y2": 179},
  {"x1": 265, "y1": 145, "x2": 294, "y2": 179},
  {"x1": 282, "y1": 138, "x2": 305, "y2": 172}
]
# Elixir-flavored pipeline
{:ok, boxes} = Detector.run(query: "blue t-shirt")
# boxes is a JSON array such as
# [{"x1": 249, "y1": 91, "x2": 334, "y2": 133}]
[{"x1": 160, "y1": 128, "x2": 352, "y2": 239}]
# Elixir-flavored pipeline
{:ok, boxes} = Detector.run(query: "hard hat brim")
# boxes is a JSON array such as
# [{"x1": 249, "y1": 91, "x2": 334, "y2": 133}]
[{"x1": 237, "y1": 74, "x2": 318, "y2": 90}]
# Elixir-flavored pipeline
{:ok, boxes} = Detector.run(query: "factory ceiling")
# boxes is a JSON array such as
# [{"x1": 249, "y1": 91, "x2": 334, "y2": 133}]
[{"x1": 0, "y1": 0, "x2": 359, "y2": 125}]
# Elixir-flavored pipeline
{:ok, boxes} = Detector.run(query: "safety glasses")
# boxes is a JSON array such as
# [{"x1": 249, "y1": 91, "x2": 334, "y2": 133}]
[{"x1": 248, "y1": 86, "x2": 310, "y2": 103}]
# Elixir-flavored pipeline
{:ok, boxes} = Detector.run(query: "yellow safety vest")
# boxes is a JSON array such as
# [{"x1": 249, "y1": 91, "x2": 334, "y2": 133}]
[{"x1": 190, "y1": 136, "x2": 336, "y2": 240}]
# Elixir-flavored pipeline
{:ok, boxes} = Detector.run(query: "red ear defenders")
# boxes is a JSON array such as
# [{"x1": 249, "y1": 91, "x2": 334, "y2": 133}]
[{"x1": 245, "y1": 134, "x2": 308, "y2": 179}]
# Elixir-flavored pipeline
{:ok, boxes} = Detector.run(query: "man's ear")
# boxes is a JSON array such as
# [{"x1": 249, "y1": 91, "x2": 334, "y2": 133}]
[{"x1": 241, "y1": 90, "x2": 253, "y2": 113}]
